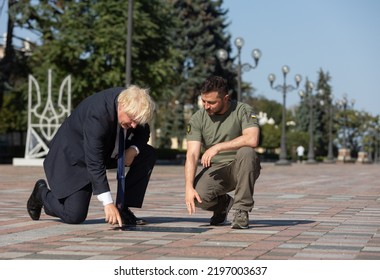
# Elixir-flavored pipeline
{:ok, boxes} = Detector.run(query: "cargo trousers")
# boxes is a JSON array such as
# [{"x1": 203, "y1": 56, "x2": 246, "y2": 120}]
[{"x1": 194, "y1": 147, "x2": 261, "y2": 212}]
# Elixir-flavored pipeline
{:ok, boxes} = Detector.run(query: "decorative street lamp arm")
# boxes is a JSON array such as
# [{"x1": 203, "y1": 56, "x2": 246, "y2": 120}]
[
  {"x1": 285, "y1": 85, "x2": 299, "y2": 92},
  {"x1": 270, "y1": 84, "x2": 298, "y2": 93},
  {"x1": 271, "y1": 85, "x2": 284, "y2": 92},
  {"x1": 241, "y1": 62, "x2": 258, "y2": 72}
]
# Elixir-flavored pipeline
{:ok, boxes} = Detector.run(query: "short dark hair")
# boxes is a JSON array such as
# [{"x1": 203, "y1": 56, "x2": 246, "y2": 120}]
[{"x1": 200, "y1": 76, "x2": 229, "y2": 97}]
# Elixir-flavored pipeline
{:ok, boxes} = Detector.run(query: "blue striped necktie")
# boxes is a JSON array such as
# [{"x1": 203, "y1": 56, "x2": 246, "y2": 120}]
[{"x1": 116, "y1": 127, "x2": 125, "y2": 209}]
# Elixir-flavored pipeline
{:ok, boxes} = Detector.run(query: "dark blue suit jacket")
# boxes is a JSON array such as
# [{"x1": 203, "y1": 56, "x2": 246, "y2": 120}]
[{"x1": 43, "y1": 87, "x2": 150, "y2": 199}]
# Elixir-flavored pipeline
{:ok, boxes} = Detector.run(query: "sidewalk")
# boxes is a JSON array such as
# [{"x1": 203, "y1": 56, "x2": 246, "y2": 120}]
[{"x1": 0, "y1": 162, "x2": 379, "y2": 260}]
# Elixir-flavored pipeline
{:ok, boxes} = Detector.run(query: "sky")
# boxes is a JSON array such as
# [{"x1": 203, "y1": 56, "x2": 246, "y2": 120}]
[
  {"x1": 0, "y1": 0, "x2": 379, "y2": 116},
  {"x1": 222, "y1": 0, "x2": 380, "y2": 116}
]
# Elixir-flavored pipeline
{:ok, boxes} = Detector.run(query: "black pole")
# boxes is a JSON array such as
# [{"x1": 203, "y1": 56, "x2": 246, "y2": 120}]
[
  {"x1": 125, "y1": 0, "x2": 133, "y2": 87},
  {"x1": 278, "y1": 89, "x2": 288, "y2": 163},
  {"x1": 306, "y1": 89, "x2": 316, "y2": 164},
  {"x1": 277, "y1": 76, "x2": 289, "y2": 165},
  {"x1": 237, "y1": 47, "x2": 242, "y2": 102},
  {"x1": 326, "y1": 104, "x2": 335, "y2": 162}
]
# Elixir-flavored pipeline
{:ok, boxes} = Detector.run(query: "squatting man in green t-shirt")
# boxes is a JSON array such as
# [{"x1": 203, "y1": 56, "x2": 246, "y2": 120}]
[{"x1": 185, "y1": 75, "x2": 261, "y2": 229}]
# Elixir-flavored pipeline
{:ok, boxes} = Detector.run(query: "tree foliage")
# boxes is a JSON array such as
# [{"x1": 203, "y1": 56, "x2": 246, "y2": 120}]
[
  {"x1": 157, "y1": 0, "x2": 233, "y2": 148},
  {"x1": 1, "y1": 1, "x2": 378, "y2": 159},
  {"x1": 23, "y1": 0, "x2": 179, "y2": 106}
]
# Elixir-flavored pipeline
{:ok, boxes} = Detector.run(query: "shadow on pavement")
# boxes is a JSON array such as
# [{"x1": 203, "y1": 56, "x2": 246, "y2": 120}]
[
  {"x1": 251, "y1": 219, "x2": 316, "y2": 228},
  {"x1": 114, "y1": 225, "x2": 211, "y2": 233},
  {"x1": 53, "y1": 217, "x2": 315, "y2": 230},
  {"x1": 143, "y1": 216, "x2": 210, "y2": 224}
]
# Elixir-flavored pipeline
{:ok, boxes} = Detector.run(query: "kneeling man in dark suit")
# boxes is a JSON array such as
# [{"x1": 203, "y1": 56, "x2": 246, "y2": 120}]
[{"x1": 26, "y1": 85, "x2": 156, "y2": 227}]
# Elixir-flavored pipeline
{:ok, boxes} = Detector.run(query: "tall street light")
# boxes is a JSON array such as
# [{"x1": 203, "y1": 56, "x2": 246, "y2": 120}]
[
  {"x1": 268, "y1": 66, "x2": 302, "y2": 165},
  {"x1": 336, "y1": 93, "x2": 355, "y2": 162},
  {"x1": 217, "y1": 37, "x2": 261, "y2": 101},
  {"x1": 299, "y1": 80, "x2": 316, "y2": 164},
  {"x1": 367, "y1": 128, "x2": 374, "y2": 163},
  {"x1": 375, "y1": 116, "x2": 380, "y2": 164},
  {"x1": 364, "y1": 120, "x2": 379, "y2": 164},
  {"x1": 125, "y1": 0, "x2": 134, "y2": 86},
  {"x1": 319, "y1": 91, "x2": 335, "y2": 163},
  {"x1": 375, "y1": 122, "x2": 380, "y2": 164}
]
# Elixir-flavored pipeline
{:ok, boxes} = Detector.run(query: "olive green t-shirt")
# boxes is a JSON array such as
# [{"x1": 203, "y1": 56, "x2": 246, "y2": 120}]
[{"x1": 186, "y1": 101, "x2": 259, "y2": 163}]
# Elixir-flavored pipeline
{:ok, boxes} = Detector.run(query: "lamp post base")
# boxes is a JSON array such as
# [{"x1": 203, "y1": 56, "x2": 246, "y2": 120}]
[
  {"x1": 323, "y1": 158, "x2": 336, "y2": 164},
  {"x1": 306, "y1": 159, "x2": 317, "y2": 164},
  {"x1": 275, "y1": 159, "x2": 292, "y2": 166},
  {"x1": 337, "y1": 148, "x2": 351, "y2": 162}
]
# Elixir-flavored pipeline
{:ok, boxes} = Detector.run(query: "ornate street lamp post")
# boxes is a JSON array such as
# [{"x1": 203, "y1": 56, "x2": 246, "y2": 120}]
[
  {"x1": 217, "y1": 37, "x2": 261, "y2": 101},
  {"x1": 268, "y1": 66, "x2": 302, "y2": 165},
  {"x1": 299, "y1": 80, "x2": 316, "y2": 164},
  {"x1": 365, "y1": 120, "x2": 380, "y2": 164},
  {"x1": 375, "y1": 123, "x2": 380, "y2": 164},
  {"x1": 367, "y1": 130, "x2": 373, "y2": 163},
  {"x1": 125, "y1": 0, "x2": 134, "y2": 86},
  {"x1": 337, "y1": 93, "x2": 355, "y2": 162}
]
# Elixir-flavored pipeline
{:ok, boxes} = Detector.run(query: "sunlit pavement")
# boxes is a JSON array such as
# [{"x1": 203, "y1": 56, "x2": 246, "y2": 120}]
[{"x1": 0, "y1": 162, "x2": 379, "y2": 260}]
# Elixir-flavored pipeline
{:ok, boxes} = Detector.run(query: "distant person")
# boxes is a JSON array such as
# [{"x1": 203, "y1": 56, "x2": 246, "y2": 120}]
[
  {"x1": 296, "y1": 145, "x2": 305, "y2": 163},
  {"x1": 27, "y1": 86, "x2": 156, "y2": 227},
  {"x1": 184, "y1": 76, "x2": 261, "y2": 229}
]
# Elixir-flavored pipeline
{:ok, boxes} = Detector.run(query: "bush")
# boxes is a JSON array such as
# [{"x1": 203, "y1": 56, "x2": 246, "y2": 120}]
[{"x1": 156, "y1": 148, "x2": 186, "y2": 160}]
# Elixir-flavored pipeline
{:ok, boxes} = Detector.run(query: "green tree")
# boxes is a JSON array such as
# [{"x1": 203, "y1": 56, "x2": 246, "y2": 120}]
[
  {"x1": 158, "y1": 0, "x2": 234, "y2": 147},
  {"x1": 259, "y1": 124, "x2": 280, "y2": 151},
  {"x1": 254, "y1": 95, "x2": 284, "y2": 125},
  {"x1": 172, "y1": 0, "x2": 234, "y2": 103},
  {"x1": 314, "y1": 69, "x2": 334, "y2": 157},
  {"x1": 0, "y1": 0, "x2": 32, "y2": 133},
  {"x1": 26, "y1": 0, "x2": 178, "y2": 106},
  {"x1": 338, "y1": 109, "x2": 377, "y2": 158},
  {"x1": 248, "y1": 96, "x2": 286, "y2": 158},
  {"x1": 286, "y1": 130, "x2": 308, "y2": 160},
  {"x1": 4, "y1": 0, "x2": 181, "y2": 148},
  {"x1": 294, "y1": 69, "x2": 334, "y2": 158}
]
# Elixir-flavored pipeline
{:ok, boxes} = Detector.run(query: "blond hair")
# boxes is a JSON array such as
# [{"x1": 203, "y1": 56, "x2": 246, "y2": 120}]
[{"x1": 118, "y1": 85, "x2": 155, "y2": 124}]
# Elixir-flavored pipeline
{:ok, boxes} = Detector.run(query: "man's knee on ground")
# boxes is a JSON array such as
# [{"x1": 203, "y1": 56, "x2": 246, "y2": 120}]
[
  {"x1": 62, "y1": 213, "x2": 87, "y2": 224},
  {"x1": 139, "y1": 145, "x2": 157, "y2": 163}
]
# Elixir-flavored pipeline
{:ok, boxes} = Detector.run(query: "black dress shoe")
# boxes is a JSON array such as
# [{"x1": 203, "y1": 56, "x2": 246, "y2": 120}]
[
  {"x1": 119, "y1": 207, "x2": 147, "y2": 225},
  {"x1": 27, "y1": 179, "x2": 47, "y2": 220}
]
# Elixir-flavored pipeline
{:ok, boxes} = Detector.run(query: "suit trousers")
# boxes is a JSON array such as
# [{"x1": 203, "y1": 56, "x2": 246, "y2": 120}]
[
  {"x1": 194, "y1": 147, "x2": 261, "y2": 212},
  {"x1": 40, "y1": 144, "x2": 157, "y2": 224}
]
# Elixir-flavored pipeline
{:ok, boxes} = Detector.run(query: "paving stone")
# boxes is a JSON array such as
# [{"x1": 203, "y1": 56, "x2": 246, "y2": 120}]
[{"x1": 0, "y1": 163, "x2": 379, "y2": 260}]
